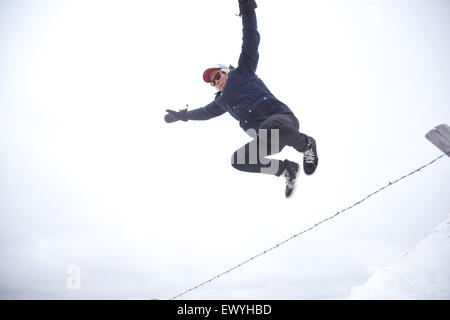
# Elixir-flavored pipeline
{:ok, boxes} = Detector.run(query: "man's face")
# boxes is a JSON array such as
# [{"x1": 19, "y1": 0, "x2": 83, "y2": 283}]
[{"x1": 210, "y1": 70, "x2": 228, "y2": 92}]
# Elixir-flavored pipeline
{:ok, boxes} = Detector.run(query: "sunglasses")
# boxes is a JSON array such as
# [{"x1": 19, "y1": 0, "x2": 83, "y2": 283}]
[{"x1": 210, "y1": 71, "x2": 223, "y2": 86}]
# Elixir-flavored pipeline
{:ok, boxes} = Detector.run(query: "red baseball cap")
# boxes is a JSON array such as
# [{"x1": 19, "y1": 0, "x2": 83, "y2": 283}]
[{"x1": 202, "y1": 67, "x2": 221, "y2": 83}]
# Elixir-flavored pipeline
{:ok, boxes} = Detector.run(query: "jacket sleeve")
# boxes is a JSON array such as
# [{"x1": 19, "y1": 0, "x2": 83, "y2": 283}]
[
  {"x1": 237, "y1": 10, "x2": 260, "y2": 76},
  {"x1": 185, "y1": 101, "x2": 226, "y2": 121}
]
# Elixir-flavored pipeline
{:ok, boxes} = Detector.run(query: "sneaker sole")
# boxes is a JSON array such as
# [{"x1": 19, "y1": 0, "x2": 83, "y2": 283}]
[{"x1": 285, "y1": 173, "x2": 299, "y2": 198}]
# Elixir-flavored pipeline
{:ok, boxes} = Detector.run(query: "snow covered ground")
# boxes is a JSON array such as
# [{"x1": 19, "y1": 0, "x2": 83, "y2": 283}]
[{"x1": 349, "y1": 214, "x2": 450, "y2": 299}]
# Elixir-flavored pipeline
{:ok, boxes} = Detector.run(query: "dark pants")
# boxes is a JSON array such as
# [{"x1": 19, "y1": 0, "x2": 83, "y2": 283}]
[{"x1": 231, "y1": 113, "x2": 309, "y2": 176}]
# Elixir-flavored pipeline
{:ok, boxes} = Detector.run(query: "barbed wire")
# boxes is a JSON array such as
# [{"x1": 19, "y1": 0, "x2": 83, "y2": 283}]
[{"x1": 169, "y1": 152, "x2": 448, "y2": 300}]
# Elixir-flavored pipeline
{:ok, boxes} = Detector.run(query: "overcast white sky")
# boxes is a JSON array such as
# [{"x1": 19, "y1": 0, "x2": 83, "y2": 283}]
[{"x1": 1, "y1": 0, "x2": 449, "y2": 299}]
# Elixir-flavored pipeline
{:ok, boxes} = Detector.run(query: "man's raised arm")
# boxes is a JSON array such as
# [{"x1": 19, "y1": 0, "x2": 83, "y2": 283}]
[{"x1": 237, "y1": 0, "x2": 259, "y2": 76}]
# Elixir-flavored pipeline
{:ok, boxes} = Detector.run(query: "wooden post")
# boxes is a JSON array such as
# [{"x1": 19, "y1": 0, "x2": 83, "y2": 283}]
[{"x1": 426, "y1": 124, "x2": 450, "y2": 157}]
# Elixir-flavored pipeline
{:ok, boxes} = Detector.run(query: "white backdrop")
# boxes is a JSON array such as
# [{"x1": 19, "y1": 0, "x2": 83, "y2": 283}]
[{"x1": 1, "y1": 0, "x2": 449, "y2": 299}]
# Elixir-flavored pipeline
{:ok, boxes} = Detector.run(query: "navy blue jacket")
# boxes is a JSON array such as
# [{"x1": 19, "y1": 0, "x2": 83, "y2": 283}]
[{"x1": 185, "y1": 9, "x2": 293, "y2": 133}]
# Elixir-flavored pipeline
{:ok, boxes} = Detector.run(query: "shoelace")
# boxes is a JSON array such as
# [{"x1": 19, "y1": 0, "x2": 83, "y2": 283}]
[
  {"x1": 304, "y1": 148, "x2": 316, "y2": 163},
  {"x1": 283, "y1": 169, "x2": 295, "y2": 187}
]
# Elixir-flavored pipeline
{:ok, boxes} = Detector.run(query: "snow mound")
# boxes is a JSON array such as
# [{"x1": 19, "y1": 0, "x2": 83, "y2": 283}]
[{"x1": 349, "y1": 214, "x2": 450, "y2": 300}]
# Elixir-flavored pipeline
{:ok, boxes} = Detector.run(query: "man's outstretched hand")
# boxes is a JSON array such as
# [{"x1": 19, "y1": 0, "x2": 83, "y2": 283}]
[
  {"x1": 164, "y1": 108, "x2": 188, "y2": 123},
  {"x1": 238, "y1": 0, "x2": 257, "y2": 15}
]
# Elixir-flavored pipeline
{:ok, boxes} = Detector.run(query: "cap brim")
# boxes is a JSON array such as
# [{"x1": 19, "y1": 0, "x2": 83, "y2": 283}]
[{"x1": 203, "y1": 67, "x2": 221, "y2": 83}]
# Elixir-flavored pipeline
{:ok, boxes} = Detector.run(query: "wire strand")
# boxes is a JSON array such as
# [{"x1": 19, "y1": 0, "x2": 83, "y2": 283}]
[{"x1": 169, "y1": 153, "x2": 448, "y2": 300}]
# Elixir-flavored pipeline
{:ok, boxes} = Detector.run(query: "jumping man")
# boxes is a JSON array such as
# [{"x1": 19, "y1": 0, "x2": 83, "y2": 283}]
[{"x1": 164, "y1": 0, "x2": 318, "y2": 197}]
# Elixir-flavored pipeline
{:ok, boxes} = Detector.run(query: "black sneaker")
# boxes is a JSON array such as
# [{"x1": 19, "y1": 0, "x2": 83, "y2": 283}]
[
  {"x1": 303, "y1": 137, "x2": 318, "y2": 175},
  {"x1": 283, "y1": 160, "x2": 299, "y2": 198}
]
